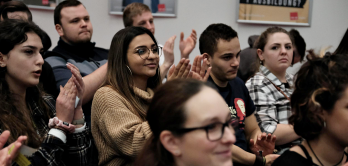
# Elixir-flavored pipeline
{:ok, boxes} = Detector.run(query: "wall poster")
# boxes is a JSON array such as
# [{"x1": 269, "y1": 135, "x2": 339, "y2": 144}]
[
  {"x1": 109, "y1": 0, "x2": 177, "y2": 17},
  {"x1": 14, "y1": 0, "x2": 65, "y2": 10},
  {"x1": 237, "y1": 0, "x2": 313, "y2": 26}
]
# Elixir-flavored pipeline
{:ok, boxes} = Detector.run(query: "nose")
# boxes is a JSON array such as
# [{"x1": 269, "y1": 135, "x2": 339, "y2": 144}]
[
  {"x1": 230, "y1": 56, "x2": 240, "y2": 68},
  {"x1": 36, "y1": 53, "x2": 44, "y2": 66},
  {"x1": 221, "y1": 126, "x2": 236, "y2": 145},
  {"x1": 81, "y1": 20, "x2": 87, "y2": 27},
  {"x1": 280, "y1": 46, "x2": 287, "y2": 55},
  {"x1": 147, "y1": 49, "x2": 158, "y2": 59},
  {"x1": 145, "y1": 22, "x2": 154, "y2": 34}
]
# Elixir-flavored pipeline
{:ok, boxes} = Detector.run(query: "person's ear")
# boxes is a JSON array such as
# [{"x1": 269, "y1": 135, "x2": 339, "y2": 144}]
[
  {"x1": 202, "y1": 53, "x2": 211, "y2": 67},
  {"x1": 257, "y1": 49, "x2": 264, "y2": 61},
  {"x1": 160, "y1": 130, "x2": 182, "y2": 157},
  {"x1": 0, "y1": 52, "x2": 8, "y2": 67},
  {"x1": 55, "y1": 24, "x2": 64, "y2": 37}
]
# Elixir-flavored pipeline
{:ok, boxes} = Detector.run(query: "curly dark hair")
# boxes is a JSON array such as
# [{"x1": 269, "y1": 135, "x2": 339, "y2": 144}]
[{"x1": 289, "y1": 53, "x2": 348, "y2": 140}]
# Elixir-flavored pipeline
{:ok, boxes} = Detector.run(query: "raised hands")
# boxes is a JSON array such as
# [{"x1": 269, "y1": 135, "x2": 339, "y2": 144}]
[
  {"x1": 162, "y1": 35, "x2": 176, "y2": 68},
  {"x1": 167, "y1": 58, "x2": 191, "y2": 80},
  {"x1": 179, "y1": 29, "x2": 197, "y2": 59},
  {"x1": 56, "y1": 77, "x2": 77, "y2": 123},
  {"x1": 66, "y1": 63, "x2": 85, "y2": 121},
  {"x1": 249, "y1": 133, "x2": 276, "y2": 156},
  {"x1": 191, "y1": 55, "x2": 211, "y2": 81},
  {"x1": 0, "y1": 131, "x2": 27, "y2": 166},
  {"x1": 56, "y1": 63, "x2": 85, "y2": 123}
]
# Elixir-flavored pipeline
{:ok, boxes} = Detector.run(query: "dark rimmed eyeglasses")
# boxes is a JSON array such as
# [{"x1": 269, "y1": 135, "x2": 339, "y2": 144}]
[
  {"x1": 174, "y1": 117, "x2": 239, "y2": 142},
  {"x1": 135, "y1": 46, "x2": 162, "y2": 60}
]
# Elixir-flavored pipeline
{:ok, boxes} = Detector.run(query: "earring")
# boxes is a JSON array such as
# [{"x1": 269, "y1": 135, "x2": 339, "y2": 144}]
[
  {"x1": 126, "y1": 65, "x2": 132, "y2": 75},
  {"x1": 323, "y1": 121, "x2": 326, "y2": 128}
]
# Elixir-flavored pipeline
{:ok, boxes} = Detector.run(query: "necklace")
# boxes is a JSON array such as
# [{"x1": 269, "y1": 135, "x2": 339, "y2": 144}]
[{"x1": 307, "y1": 141, "x2": 344, "y2": 166}]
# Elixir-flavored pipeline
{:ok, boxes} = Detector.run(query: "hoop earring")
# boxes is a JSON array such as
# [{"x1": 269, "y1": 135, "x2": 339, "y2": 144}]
[{"x1": 126, "y1": 65, "x2": 132, "y2": 75}]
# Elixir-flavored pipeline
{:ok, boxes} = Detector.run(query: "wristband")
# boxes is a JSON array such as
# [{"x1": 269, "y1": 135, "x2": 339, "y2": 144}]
[
  {"x1": 72, "y1": 113, "x2": 85, "y2": 125},
  {"x1": 254, "y1": 155, "x2": 265, "y2": 166},
  {"x1": 48, "y1": 117, "x2": 76, "y2": 133}
]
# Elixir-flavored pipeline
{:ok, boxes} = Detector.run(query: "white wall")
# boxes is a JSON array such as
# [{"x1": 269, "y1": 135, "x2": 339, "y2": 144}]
[{"x1": 31, "y1": 0, "x2": 348, "y2": 64}]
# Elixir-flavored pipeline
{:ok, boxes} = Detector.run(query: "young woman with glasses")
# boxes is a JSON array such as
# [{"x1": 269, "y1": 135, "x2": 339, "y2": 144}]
[
  {"x1": 91, "y1": 26, "x2": 205, "y2": 165},
  {"x1": 135, "y1": 79, "x2": 236, "y2": 166}
]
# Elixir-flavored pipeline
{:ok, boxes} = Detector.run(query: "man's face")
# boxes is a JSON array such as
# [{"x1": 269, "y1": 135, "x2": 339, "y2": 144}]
[
  {"x1": 209, "y1": 38, "x2": 241, "y2": 83},
  {"x1": 57, "y1": 4, "x2": 93, "y2": 45},
  {"x1": 132, "y1": 11, "x2": 155, "y2": 35}
]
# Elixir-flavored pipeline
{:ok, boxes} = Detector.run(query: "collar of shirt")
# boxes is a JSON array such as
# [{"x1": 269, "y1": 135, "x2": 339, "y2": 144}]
[{"x1": 259, "y1": 65, "x2": 294, "y2": 88}]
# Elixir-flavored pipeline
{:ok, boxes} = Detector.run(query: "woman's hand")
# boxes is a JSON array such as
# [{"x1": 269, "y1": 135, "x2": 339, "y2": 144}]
[
  {"x1": 249, "y1": 133, "x2": 276, "y2": 156},
  {"x1": 189, "y1": 55, "x2": 211, "y2": 81},
  {"x1": 56, "y1": 78, "x2": 77, "y2": 123},
  {"x1": 66, "y1": 63, "x2": 85, "y2": 121},
  {"x1": 167, "y1": 58, "x2": 191, "y2": 80},
  {"x1": 0, "y1": 131, "x2": 27, "y2": 166}
]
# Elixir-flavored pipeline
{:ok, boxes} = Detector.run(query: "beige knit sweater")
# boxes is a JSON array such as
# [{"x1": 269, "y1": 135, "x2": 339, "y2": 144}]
[{"x1": 91, "y1": 86, "x2": 154, "y2": 166}]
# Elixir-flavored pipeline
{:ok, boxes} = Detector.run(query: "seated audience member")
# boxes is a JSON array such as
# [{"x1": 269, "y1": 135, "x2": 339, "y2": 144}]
[
  {"x1": 286, "y1": 29, "x2": 307, "y2": 75},
  {"x1": 123, "y1": 2, "x2": 197, "y2": 81},
  {"x1": 0, "y1": 19, "x2": 94, "y2": 165},
  {"x1": 45, "y1": 0, "x2": 108, "y2": 126},
  {"x1": 246, "y1": 27, "x2": 300, "y2": 153},
  {"x1": 0, "y1": 131, "x2": 26, "y2": 166},
  {"x1": 273, "y1": 53, "x2": 348, "y2": 166},
  {"x1": 135, "y1": 79, "x2": 236, "y2": 166},
  {"x1": 200, "y1": 23, "x2": 278, "y2": 166},
  {"x1": 237, "y1": 35, "x2": 259, "y2": 83},
  {"x1": 333, "y1": 28, "x2": 348, "y2": 55},
  {"x1": 91, "y1": 26, "x2": 207, "y2": 166},
  {"x1": 0, "y1": 1, "x2": 58, "y2": 98}
]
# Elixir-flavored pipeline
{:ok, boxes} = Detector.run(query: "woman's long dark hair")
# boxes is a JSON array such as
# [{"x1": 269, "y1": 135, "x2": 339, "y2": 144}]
[
  {"x1": 0, "y1": 19, "x2": 49, "y2": 148},
  {"x1": 103, "y1": 26, "x2": 161, "y2": 120},
  {"x1": 135, "y1": 79, "x2": 215, "y2": 166}
]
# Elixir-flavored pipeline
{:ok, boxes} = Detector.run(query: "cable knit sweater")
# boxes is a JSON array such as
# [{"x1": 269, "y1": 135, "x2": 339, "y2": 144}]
[{"x1": 91, "y1": 86, "x2": 154, "y2": 166}]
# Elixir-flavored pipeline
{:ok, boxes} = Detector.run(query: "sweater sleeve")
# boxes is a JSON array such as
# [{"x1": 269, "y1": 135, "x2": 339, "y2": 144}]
[{"x1": 92, "y1": 88, "x2": 152, "y2": 161}]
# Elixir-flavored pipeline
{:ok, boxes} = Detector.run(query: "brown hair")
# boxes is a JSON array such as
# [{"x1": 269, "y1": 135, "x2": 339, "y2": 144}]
[
  {"x1": 289, "y1": 53, "x2": 348, "y2": 140},
  {"x1": 253, "y1": 26, "x2": 293, "y2": 71},
  {"x1": 135, "y1": 79, "x2": 216, "y2": 166},
  {"x1": 103, "y1": 26, "x2": 161, "y2": 120},
  {"x1": 54, "y1": 0, "x2": 82, "y2": 25},
  {"x1": 123, "y1": 2, "x2": 151, "y2": 27},
  {"x1": 0, "y1": 1, "x2": 32, "y2": 21},
  {"x1": 0, "y1": 19, "x2": 50, "y2": 147}
]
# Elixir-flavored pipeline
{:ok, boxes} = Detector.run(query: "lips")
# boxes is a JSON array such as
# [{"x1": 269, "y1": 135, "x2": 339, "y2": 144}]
[
  {"x1": 33, "y1": 70, "x2": 42, "y2": 77},
  {"x1": 279, "y1": 58, "x2": 288, "y2": 62},
  {"x1": 145, "y1": 63, "x2": 158, "y2": 68},
  {"x1": 215, "y1": 149, "x2": 232, "y2": 158},
  {"x1": 79, "y1": 30, "x2": 90, "y2": 34}
]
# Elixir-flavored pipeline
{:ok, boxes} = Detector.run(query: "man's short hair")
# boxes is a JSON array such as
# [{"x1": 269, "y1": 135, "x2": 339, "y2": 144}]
[
  {"x1": 0, "y1": 1, "x2": 32, "y2": 21},
  {"x1": 54, "y1": 0, "x2": 82, "y2": 25},
  {"x1": 123, "y1": 2, "x2": 151, "y2": 27},
  {"x1": 199, "y1": 23, "x2": 238, "y2": 56}
]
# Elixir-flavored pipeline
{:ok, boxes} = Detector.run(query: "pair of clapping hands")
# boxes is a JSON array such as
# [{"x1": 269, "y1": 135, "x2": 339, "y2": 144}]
[
  {"x1": 167, "y1": 55, "x2": 211, "y2": 81},
  {"x1": 55, "y1": 63, "x2": 85, "y2": 126}
]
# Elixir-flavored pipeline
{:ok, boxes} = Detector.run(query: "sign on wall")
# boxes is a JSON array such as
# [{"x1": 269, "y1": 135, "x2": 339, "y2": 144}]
[
  {"x1": 14, "y1": 0, "x2": 64, "y2": 10},
  {"x1": 109, "y1": 0, "x2": 177, "y2": 17},
  {"x1": 237, "y1": 0, "x2": 313, "y2": 26}
]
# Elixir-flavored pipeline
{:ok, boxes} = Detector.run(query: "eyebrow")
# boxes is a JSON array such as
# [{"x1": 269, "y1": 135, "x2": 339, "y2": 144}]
[
  {"x1": 270, "y1": 43, "x2": 292, "y2": 45},
  {"x1": 23, "y1": 45, "x2": 43, "y2": 51},
  {"x1": 221, "y1": 50, "x2": 241, "y2": 57}
]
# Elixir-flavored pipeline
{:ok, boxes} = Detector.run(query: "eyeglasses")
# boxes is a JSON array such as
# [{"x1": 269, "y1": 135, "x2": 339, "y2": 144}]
[
  {"x1": 174, "y1": 117, "x2": 239, "y2": 142},
  {"x1": 135, "y1": 46, "x2": 162, "y2": 60}
]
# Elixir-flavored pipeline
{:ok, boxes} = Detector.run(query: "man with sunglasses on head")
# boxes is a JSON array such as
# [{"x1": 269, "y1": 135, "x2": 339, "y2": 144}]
[{"x1": 200, "y1": 23, "x2": 279, "y2": 166}]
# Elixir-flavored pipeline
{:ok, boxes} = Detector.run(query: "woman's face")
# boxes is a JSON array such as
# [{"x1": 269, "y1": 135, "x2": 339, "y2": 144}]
[
  {"x1": 258, "y1": 32, "x2": 293, "y2": 73},
  {"x1": 0, "y1": 32, "x2": 44, "y2": 90},
  {"x1": 324, "y1": 87, "x2": 348, "y2": 147},
  {"x1": 174, "y1": 87, "x2": 235, "y2": 166},
  {"x1": 127, "y1": 33, "x2": 159, "y2": 82}
]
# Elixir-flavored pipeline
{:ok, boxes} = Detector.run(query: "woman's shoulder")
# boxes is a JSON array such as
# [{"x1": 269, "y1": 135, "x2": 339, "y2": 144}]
[
  {"x1": 95, "y1": 86, "x2": 122, "y2": 98},
  {"x1": 246, "y1": 72, "x2": 266, "y2": 86},
  {"x1": 272, "y1": 146, "x2": 311, "y2": 166}
]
